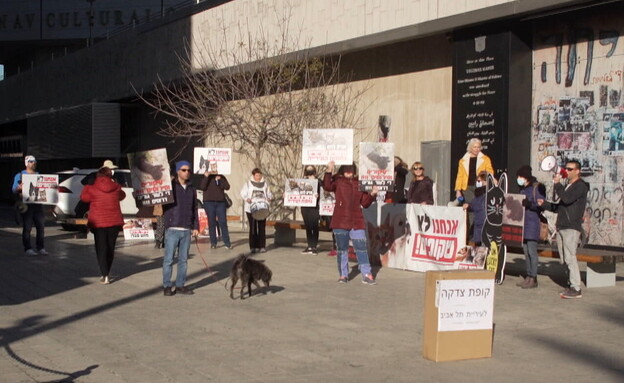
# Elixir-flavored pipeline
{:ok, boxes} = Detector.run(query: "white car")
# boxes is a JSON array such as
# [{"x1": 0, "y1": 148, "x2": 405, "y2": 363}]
[{"x1": 53, "y1": 168, "x2": 139, "y2": 223}]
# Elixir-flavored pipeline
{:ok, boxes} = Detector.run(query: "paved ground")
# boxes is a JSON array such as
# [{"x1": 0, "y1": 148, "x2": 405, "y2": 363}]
[{"x1": 1, "y1": 210, "x2": 623, "y2": 383}]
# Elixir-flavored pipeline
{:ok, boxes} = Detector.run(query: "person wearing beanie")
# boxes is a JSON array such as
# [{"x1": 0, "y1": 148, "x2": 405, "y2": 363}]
[
  {"x1": 12, "y1": 155, "x2": 48, "y2": 256},
  {"x1": 161, "y1": 160, "x2": 199, "y2": 296},
  {"x1": 516, "y1": 165, "x2": 546, "y2": 289}
]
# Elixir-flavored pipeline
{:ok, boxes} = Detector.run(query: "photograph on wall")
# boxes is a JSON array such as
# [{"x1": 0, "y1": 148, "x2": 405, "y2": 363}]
[
  {"x1": 193, "y1": 147, "x2": 232, "y2": 175},
  {"x1": 123, "y1": 218, "x2": 155, "y2": 240},
  {"x1": 283, "y1": 178, "x2": 318, "y2": 207},
  {"x1": 532, "y1": 18, "x2": 624, "y2": 247},
  {"x1": 501, "y1": 193, "x2": 525, "y2": 247},
  {"x1": 301, "y1": 129, "x2": 353, "y2": 165},
  {"x1": 359, "y1": 142, "x2": 394, "y2": 192},
  {"x1": 127, "y1": 148, "x2": 173, "y2": 207},
  {"x1": 319, "y1": 188, "x2": 335, "y2": 216},
  {"x1": 21, "y1": 174, "x2": 59, "y2": 205}
]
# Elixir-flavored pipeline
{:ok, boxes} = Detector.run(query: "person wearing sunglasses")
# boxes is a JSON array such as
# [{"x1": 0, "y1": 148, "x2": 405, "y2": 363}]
[
  {"x1": 407, "y1": 162, "x2": 434, "y2": 205},
  {"x1": 538, "y1": 160, "x2": 588, "y2": 299},
  {"x1": 161, "y1": 160, "x2": 199, "y2": 296}
]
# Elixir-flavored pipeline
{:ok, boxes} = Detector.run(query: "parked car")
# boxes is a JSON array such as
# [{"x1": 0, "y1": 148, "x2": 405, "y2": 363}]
[{"x1": 53, "y1": 168, "x2": 139, "y2": 227}]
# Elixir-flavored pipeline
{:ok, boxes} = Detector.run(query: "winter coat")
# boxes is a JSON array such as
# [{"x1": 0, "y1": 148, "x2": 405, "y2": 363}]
[
  {"x1": 199, "y1": 174, "x2": 230, "y2": 202},
  {"x1": 542, "y1": 179, "x2": 589, "y2": 232},
  {"x1": 520, "y1": 180, "x2": 545, "y2": 241},
  {"x1": 322, "y1": 173, "x2": 375, "y2": 230},
  {"x1": 163, "y1": 180, "x2": 199, "y2": 230},
  {"x1": 469, "y1": 186, "x2": 486, "y2": 243},
  {"x1": 80, "y1": 176, "x2": 125, "y2": 229},
  {"x1": 386, "y1": 165, "x2": 408, "y2": 203},
  {"x1": 407, "y1": 176, "x2": 434, "y2": 204},
  {"x1": 454, "y1": 152, "x2": 494, "y2": 191},
  {"x1": 239, "y1": 176, "x2": 273, "y2": 214}
]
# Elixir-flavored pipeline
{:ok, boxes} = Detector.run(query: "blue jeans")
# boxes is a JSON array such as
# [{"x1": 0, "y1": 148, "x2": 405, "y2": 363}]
[
  {"x1": 163, "y1": 228, "x2": 191, "y2": 288},
  {"x1": 204, "y1": 201, "x2": 231, "y2": 247},
  {"x1": 21, "y1": 204, "x2": 45, "y2": 251},
  {"x1": 333, "y1": 229, "x2": 371, "y2": 278}
]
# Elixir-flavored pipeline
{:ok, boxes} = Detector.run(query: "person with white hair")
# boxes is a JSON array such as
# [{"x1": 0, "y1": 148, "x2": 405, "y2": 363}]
[
  {"x1": 12, "y1": 155, "x2": 48, "y2": 256},
  {"x1": 454, "y1": 138, "x2": 494, "y2": 203}
]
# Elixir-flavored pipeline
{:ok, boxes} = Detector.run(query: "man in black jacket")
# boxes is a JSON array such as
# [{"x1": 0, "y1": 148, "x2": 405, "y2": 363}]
[
  {"x1": 539, "y1": 160, "x2": 588, "y2": 299},
  {"x1": 162, "y1": 161, "x2": 199, "y2": 296}
]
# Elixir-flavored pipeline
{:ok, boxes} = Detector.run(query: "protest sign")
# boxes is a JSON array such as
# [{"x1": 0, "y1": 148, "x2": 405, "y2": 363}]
[
  {"x1": 284, "y1": 178, "x2": 318, "y2": 207},
  {"x1": 302, "y1": 129, "x2": 353, "y2": 165},
  {"x1": 128, "y1": 148, "x2": 173, "y2": 207},
  {"x1": 21, "y1": 174, "x2": 58, "y2": 205},
  {"x1": 359, "y1": 142, "x2": 394, "y2": 191},
  {"x1": 502, "y1": 193, "x2": 525, "y2": 247},
  {"x1": 319, "y1": 188, "x2": 335, "y2": 216},
  {"x1": 123, "y1": 219, "x2": 155, "y2": 240},
  {"x1": 193, "y1": 147, "x2": 232, "y2": 175}
]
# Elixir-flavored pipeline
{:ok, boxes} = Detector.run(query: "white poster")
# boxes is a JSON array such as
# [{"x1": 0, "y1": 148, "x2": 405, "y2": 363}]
[
  {"x1": 283, "y1": 178, "x2": 318, "y2": 207},
  {"x1": 122, "y1": 219, "x2": 155, "y2": 240},
  {"x1": 127, "y1": 148, "x2": 173, "y2": 207},
  {"x1": 21, "y1": 174, "x2": 58, "y2": 205},
  {"x1": 359, "y1": 142, "x2": 394, "y2": 191},
  {"x1": 319, "y1": 188, "x2": 335, "y2": 216},
  {"x1": 302, "y1": 129, "x2": 353, "y2": 165},
  {"x1": 436, "y1": 279, "x2": 495, "y2": 332},
  {"x1": 193, "y1": 147, "x2": 232, "y2": 175},
  {"x1": 403, "y1": 204, "x2": 467, "y2": 272}
]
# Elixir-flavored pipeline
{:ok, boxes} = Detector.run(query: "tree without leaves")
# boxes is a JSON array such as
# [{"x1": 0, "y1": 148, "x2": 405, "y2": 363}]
[{"x1": 135, "y1": 6, "x2": 371, "y2": 218}]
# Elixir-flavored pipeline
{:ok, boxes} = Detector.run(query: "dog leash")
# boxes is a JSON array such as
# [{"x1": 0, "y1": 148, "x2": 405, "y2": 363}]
[{"x1": 193, "y1": 236, "x2": 232, "y2": 289}]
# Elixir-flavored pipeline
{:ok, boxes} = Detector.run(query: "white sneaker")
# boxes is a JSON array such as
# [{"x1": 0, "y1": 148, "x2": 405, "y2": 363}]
[
  {"x1": 38, "y1": 248, "x2": 49, "y2": 256},
  {"x1": 25, "y1": 249, "x2": 38, "y2": 256}
]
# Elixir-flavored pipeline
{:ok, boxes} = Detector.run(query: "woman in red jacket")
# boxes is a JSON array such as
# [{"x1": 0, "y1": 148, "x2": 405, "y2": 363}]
[
  {"x1": 323, "y1": 161, "x2": 378, "y2": 285},
  {"x1": 80, "y1": 166, "x2": 125, "y2": 284}
]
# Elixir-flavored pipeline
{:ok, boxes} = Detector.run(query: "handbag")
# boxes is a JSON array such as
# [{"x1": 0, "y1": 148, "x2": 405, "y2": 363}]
[
  {"x1": 532, "y1": 183, "x2": 550, "y2": 242},
  {"x1": 224, "y1": 193, "x2": 233, "y2": 209}
]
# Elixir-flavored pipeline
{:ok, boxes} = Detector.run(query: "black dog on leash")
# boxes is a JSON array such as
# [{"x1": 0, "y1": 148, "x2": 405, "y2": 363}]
[{"x1": 228, "y1": 255, "x2": 272, "y2": 300}]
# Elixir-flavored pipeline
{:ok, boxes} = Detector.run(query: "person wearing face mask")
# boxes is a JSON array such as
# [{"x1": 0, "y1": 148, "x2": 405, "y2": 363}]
[
  {"x1": 300, "y1": 165, "x2": 321, "y2": 255},
  {"x1": 323, "y1": 161, "x2": 379, "y2": 285},
  {"x1": 407, "y1": 161, "x2": 434, "y2": 205},
  {"x1": 463, "y1": 171, "x2": 488, "y2": 246},
  {"x1": 515, "y1": 165, "x2": 546, "y2": 289}
]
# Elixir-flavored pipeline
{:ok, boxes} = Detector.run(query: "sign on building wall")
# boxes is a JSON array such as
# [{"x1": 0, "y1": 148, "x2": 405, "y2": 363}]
[
  {"x1": 452, "y1": 32, "x2": 509, "y2": 177},
  {"x1": 0, "y1": 0, "x2": 182, "y2": 41},
  {"x1": 532, "y1": 15, "x2": 624, "y2": 247}
]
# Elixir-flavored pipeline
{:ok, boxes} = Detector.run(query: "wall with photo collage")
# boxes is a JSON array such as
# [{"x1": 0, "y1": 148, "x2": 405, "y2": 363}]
[{"x1": 532, "y1": 12, "x2": 624, "y2": 247}]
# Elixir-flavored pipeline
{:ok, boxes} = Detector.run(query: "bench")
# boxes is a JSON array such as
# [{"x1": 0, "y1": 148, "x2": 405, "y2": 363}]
[
  {"x1": 266, "y1": 219, "x2": 331, "y2": 247},
  {"x1": 535, "y1": 244, "x2": 624, "y2": 288}
]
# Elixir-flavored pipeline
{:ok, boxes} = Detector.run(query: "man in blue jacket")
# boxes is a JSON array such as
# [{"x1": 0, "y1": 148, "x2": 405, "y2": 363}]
[
  {"x1": 539, "y1": 160, "x2": 588, "y2": 299},
  {"x1": 12, "y1": 155, "x2": 47, "y2": 256},
  {"x1": 162, "y1": 161, "x2": 199, "y2": 296}
]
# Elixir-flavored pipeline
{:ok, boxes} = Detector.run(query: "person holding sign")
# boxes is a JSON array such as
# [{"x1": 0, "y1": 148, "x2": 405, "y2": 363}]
[
  {"x1": 11, "y1": 155, "x2": 47, "y2": 256},
  {"x1": 80, "y1": 166, "x2": 125, "y2": 285},
  {"x1": 323, "y1": 162, "x2": 378, "y2": 285},
  {"x1": 454, "y1": 138, "x2": 494, "y2": 203},
  {"x1": 199, "y1": 169, "x2": 232, "y2": 250},
  {"x1": 240, "y1": 168, "x2": 273, "y2": 253},
  {"x1": 301, "y1": 165, "x2": 321, "y2": 255}
]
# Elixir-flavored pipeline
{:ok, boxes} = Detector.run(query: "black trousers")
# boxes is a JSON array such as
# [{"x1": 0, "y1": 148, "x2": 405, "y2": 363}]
[
  {"x1": 301, "y1": 207, "x2": 320, "y2": 248},
  {"x1": 246, "y1": 212, "x2": 266, "y2": 249},
  {"x1": 92, "y1": 226, "x2": 121, "y2": 277}
]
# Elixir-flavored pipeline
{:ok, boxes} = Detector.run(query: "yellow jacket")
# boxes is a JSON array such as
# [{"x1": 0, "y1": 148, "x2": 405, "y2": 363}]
[{"x1": 454, "y1": 152, "x2": 494, "y2": 191}]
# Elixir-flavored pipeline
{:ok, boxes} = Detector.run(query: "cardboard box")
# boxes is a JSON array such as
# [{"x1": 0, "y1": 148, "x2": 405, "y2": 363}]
[{"x1": 422, "y1": 269, "x2": 495, "y2": 362}]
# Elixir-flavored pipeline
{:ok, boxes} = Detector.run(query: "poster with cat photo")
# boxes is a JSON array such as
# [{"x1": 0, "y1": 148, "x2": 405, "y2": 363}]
[
  {"x1": 301, "y1": 129, "x2": 353, "y2": 165},
  {"x1": 21, "y1": 174, "x2": 58, "y2": 205},
  {"x1": 319, "y1": 188, "x2": 335, "y2": 216},
  {"x1": 283, "y1": 178, "x2": 318, "y2": 207},
  {"x1": 359, "y1": 142, "x2": 394, "y2": 192},
  {"x1": 127, "y1": 148, "x2": 173, "y2": 207},
  {"x1": 122, "y1": 218, "x2": 155, "y2": 240},
  {"x1": 193, "y1": 147, "x2": 232, "y2": 175}
]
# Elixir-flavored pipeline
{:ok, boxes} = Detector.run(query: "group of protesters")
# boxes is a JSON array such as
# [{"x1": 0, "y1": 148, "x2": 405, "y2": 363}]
[{"x1": 13, "y1": 137, "x2": 589, "y2": 298}]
